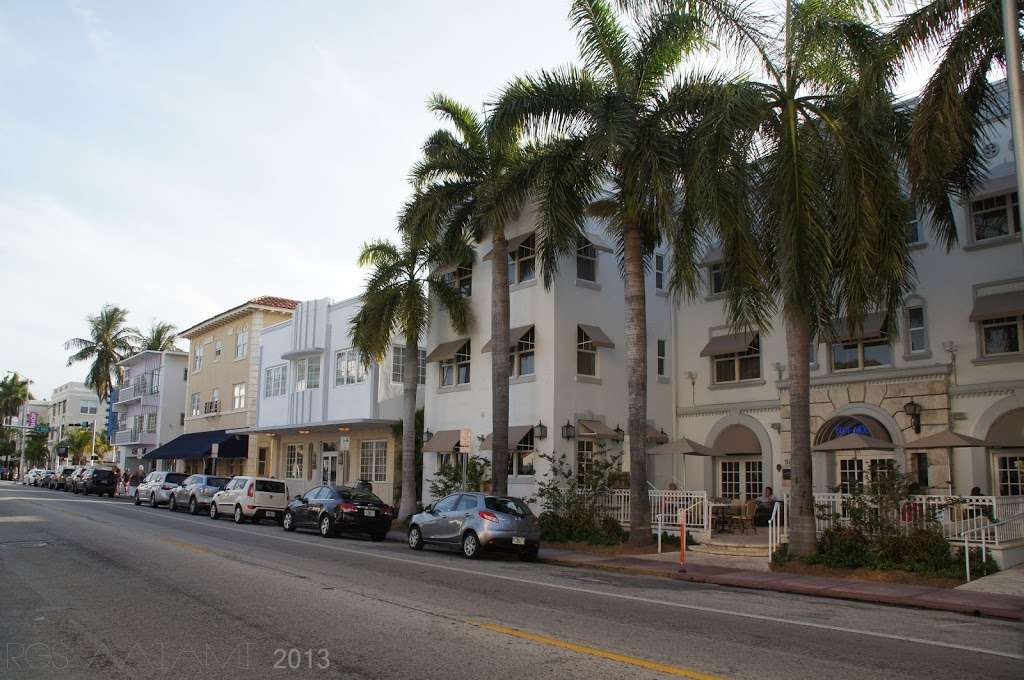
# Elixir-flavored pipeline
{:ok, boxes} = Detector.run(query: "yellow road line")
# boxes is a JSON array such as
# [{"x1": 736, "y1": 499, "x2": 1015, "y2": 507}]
[
  {"x1": 161, "y1": 537, "x2": 210, "y2": 556},
  {"x1": 470, "y1": 621, "x2": 725, "y2": 680}
]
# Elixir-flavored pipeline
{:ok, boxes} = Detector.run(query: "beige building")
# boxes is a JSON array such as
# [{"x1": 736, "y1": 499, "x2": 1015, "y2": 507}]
[{"x1": 170, "y1": 296, "x2": 297, "y2": 476}]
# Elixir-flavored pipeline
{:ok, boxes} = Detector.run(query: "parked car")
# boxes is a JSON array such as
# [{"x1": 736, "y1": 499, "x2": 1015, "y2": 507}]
[
  {"x1": 79, "y1": 467, "x2": 117, "y2": 496},
  {"x1": 22, "y1": 468, "x2": 43, "y2": 485},
  {"x1": 38, "y1": 470, "x2": 58, "y2": 487},
  {"x1": 134, "y1": 471, "x2": 188, "y2": 507},
  {"x1": 168, "y1": 475, "x2": 228, "y2": 514},
  {"x1": 66, "y1": 467, "x2": 88, "y2": 492},
  {"x1": 282, "y1": 484, "x2": 393, "y2": 540},
  {"x1": 408, "y1": 492, "x2": 540, "y2": 560},
  {"x1": 210, "y1": 476, "x2": 287, "y2": 524},
  {"x1": 51, "y1": 466, "x2": 77, "y2": 490}
]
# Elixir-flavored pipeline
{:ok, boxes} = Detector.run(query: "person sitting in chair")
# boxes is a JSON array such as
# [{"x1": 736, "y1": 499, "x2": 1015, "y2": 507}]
[{"x1": 754, "y1": 487, "x2": 777, "y2": 526}]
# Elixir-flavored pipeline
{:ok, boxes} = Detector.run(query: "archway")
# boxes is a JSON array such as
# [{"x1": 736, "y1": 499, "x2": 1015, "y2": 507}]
[
  {"x1": 988, "y1": 407, "x2": 1024, "y2": 496},
  {"x1": 815, "y1": 412, "x2": 898, "y2": 492},
  {"x1": 707, "y1": 420, "x2": 769, "y2": 501}
]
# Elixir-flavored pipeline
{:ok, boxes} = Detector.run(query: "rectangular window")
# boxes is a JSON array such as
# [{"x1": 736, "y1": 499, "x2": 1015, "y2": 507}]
[
  {"x1": 442, "y1": 265, "x2": 473, "y2": 297},
  {"x1": 512, "y1": 329, "x2": 535, "y2": 377},
  {"x1": 712, "y1": 335, "x2": 761, "y2": 384},
  {"x1": 905, "y1": 203, "x2": 920, "y2": 243},
  {"x1": 439, "y1": 341, "x2": 471, "y2": 386},
  {"x1": 417, "y1": 349, "x2": 426, "y2": 385},
  {"x1": 997, "y1": 455, "x2": 1024, "y2": 496},
  {"x1": 720, "y1": 460, "x2": 741, "y2": 499},
  {"x1": 145, "y1": 412, "x2": 157, "y2": 433},
  {"x1": 907, "y1": 306, "x2": 927, "y2": 353},
  {"x1": 576, "y1": 242, "x2": 597, "y2": 282},
  {"x1": 232, "y1": 383, "x2": 246, "y2": 410},
  {"x1": 190, "y1": 392, "x2": 201, "y2": 417},
  {"x1": 839, "y1": 458, "x2": 864, "y2": 493},
  {"x1": 335, "y1": 349, "x2": 367, "y2": 386},
  {"x1": 213, "y1": 339, "x2": 223, "y2": 360},
  {"x1": 657, "y1": 339, "x2": 666, "y2": 377},
  {"x1": 286, "y1": 443, "x2": 304, "y2": 478},
  {"x1": 193, "y1": 344, "x2": 204, "y2": 372},
  {"x1": 508, "y1": 234, "x2": 536, "y2": 285},
  {"x1": 914, "y1": 451, "x2": 929, "y2": 488},
  {"x1": 359, "y1": 440, "x2": 387, "y2": 482},
  {"x1": 655, "y1": 253, "x2": 665, "y2": 290},
  {"x1": 576, "y1": 439, "x2": 594, "y2": 485},
  {"x1": 295, "y1": 357, "x2": 321, "y2": 391},
  {"x1": 744, "y1": 461, "x2": 763, "y2": 500},
  {"x1": 577, "y1": 327, "x2": 597, "y2": 377},
  {"x1": 392, "y1": 345, "x2": 405, "y2": 383},
  {"x1": 709, "y1": 262, "x2": 726, "y2": 295},
  {"x1": 508, "y1": 429, "x2": 535, "y2": 477},
  {"x1": 264, "y1": 364, "x2": 287, "y2": 397},
  {"x1": 971, "y1": 192, "x2": 1020, "y2": 241},
  {"x1": 831, "y1": 337, "x2": 892, "y2": 371},
  {"x1": 79, "y1": 400, "x2": 98, "y2": 415},
  {"x1": 981, "y1": 316, "x2": 1022, "y2": 356},
  {"x1": 235, "y1": 325, "x2": 248, "y2": 359},
  {"x1": 206, "y1": 388, "x2": 220, "y2": 414}
]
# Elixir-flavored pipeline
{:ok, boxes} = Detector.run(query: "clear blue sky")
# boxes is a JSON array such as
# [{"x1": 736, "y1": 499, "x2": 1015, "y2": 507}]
[{"x1": 0, "y1": 1, "x2": 930, "y2": 398}]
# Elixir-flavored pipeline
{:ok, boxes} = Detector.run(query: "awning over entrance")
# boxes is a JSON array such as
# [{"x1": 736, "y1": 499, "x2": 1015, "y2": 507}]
[
  {"x1": 577, "y1": 420, "x2": 623, "y2": 440},
  {"x1": 813, "y1": 432, "x2": 895, "y2": 452},
  {"x1": 831, "y1": 312, "x2": 886, "y2": 342},
  {"x1": 713, "y1": 424, "x2": 761, "y2": 455},
  {"x1": 425, "y1": 339, "x2": 468, "y2": 363},
  {"x1": 969, "y1": 290, "x2": 1024, "y2": 321},
  {"x1": 578, "y1": 324, "x2": 615, "y2": 349},
  {"x1": 699, "y1": 332, "x2": 756, "y2": 357},
  {"x1": 481, "y1": 231, "x2": 535, "y2": 261},
  {"x1": 479, "y1": 425, "x2": 533, "y2": 450},
  {"x1": 988, "y1": 408, "x2": 1024, "y2": 447},
  {"x1": 481, "y1": 325, "x2": 534, "y2": 353},
  {"x1": 422, "y1": 429, "x2": 462, "y2": 454},
  {"x1": 142, "y1": 430, "x2": 248, "y2": 460},
  {"x1": 648, "y1": 438, "x2": 713, "y2": 457}
]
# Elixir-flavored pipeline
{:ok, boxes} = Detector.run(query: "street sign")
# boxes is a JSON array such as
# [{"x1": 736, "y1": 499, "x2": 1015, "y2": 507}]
[{"x1": 33, "y1": 425, "x2": 51, "y2": 434}]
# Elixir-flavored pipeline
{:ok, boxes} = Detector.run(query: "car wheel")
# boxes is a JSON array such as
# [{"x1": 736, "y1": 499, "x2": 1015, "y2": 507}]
[
  {"x1": 461, "y1": 532, "x2": 481, "y2": 560},
  {"x1": 149, "y1": 492, "x2": 158, "y2": 508},
  {"x1": 408, "y1": 526, "x2": 424, "y2": 550},
  {"x1": 283, "y1": 510, "x2": 295, "y2": 531},
  {"x1": 168, "y1": 495, "x2": 176, "y2": 511},
  {"x1": 133, "y1": 492, "x2": 141, "y2": 506},
  {"x1": 319, "y1": 515, "x2": 334, "y2": 538},
  {"x1": 210, "y1": 502, "x2": 219, "y2": 520},
  {"x1": 519, "y1": 547, "x2": 539, "y2": 562},
  {"x1": 188, "y1": 497, "x2": 199, "y2": 515},
  {"x1": 233, "y1": 506, "x2": 245, "y2": 524}
]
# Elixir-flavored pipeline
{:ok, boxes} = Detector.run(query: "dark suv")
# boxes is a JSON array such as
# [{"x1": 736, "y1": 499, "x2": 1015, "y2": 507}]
[{"x1": 79, "y1": 468, "x2": 117, "y2": 497}]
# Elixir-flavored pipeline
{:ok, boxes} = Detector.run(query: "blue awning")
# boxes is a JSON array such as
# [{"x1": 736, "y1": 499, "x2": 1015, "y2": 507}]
[{"x1": 142, "y1": 430, "x2": 248, "y2": 460}]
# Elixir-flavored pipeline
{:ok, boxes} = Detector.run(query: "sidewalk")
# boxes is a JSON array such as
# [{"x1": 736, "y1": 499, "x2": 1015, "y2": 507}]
[{"x1": 539, "y1": 546, "x2": 1024, "y2": 621}]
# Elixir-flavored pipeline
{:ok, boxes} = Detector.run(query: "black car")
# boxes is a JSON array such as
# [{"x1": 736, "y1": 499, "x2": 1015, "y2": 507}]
[
  {"x1": 67, "y1": 467, "x2": 87, "y2": 492},
  {"x1": 79, "y1": 467, "x2": 117, "y2": 497},
  {"x1": 283, "y1": 485, "x2": 392, "y2": 540}
]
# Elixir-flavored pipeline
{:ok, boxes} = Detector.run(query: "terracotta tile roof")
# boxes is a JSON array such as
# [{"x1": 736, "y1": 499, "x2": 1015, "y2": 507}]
[{"x1": 248, "y1": 296, "x2": 299, "y2": 310}]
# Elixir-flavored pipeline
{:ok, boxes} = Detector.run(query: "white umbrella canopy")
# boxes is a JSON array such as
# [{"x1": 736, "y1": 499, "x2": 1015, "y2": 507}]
[
  {"x1": 647, "y1": 438, "x2": 714, "y2": 457},
  {"x1": 906, "y1": 430, "x2": 989, "y2": 449},
  {"x1": 813, "y1": 433, "x2": 895, "y2": 452}
]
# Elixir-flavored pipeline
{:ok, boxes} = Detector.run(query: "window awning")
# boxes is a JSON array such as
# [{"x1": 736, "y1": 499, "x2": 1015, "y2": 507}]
[
  {"x1": 969, "y1": 290, "x2": 1024, "y2": 321},
  {"x1": 577, "y1": 420, "x2": 623, "y2": 440},
  {"x1": 699, "y1": 332, "x2": 756, "y2": 357},
  {"x1": 583, "y1": 232, "x2": 614, "y2": 253},
  {"x1": 141, "y1": 430, "x2": 248, "y2": 461},
  {"x1": 578, "y1": 324, "x2": 615, "y2": 349},
  {"x1": 422, "y1": 429, "x2": 462, "y2": 454},
  {"x1": 831, "y1": 312, "x2": 887, "y2": 343},
  {"x1": 479, "y1": 425, "x2": 534, "y2": 450},
  {"x1": 481, "y1": 325, "x2": 534, "y2": 353},
  {"x1": 482, "y1": 232, "x2": 535, "y2": 261},
  {"x1": 425, "y1": 339, "x2": 468, "y2": 363},
  {"x1": 645, "y1": 425, "x2": 669, "y2": 444}
]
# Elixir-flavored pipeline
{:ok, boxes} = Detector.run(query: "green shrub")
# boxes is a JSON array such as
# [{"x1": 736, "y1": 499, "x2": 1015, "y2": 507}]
[{"x1": 809, "y1": 528, "x2": 873, "y2": 569}]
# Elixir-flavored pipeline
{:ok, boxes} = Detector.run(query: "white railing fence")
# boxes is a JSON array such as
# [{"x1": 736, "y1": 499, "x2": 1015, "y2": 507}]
[
  {"x1": 960, "y1": 511, "x2": 1024, "y2": 582},
  {"x1": 586, "y1": 489, "x2": 709, "y2": 534},
  {"x1": 767, "y1": 501, "x2": 782, "y2": 562}
]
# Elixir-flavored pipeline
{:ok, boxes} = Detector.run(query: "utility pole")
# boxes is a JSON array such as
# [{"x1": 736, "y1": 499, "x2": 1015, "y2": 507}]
[{"x1": 1001, "y1": 0, "x2": 1024, "y2": 258}]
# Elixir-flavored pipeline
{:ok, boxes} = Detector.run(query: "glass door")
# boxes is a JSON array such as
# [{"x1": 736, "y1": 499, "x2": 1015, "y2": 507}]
[{"x1": 321, "y1": 441, "x2": 339, "y2": 485}]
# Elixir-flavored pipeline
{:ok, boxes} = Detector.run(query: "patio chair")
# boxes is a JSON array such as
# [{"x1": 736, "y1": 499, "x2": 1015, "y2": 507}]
[{"x1": 728, "y1": 500, "x2": 758, "y2": 534}]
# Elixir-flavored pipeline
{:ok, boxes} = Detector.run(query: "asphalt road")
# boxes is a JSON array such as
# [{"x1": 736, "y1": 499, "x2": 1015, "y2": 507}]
[{"x1": 1, "y1": 482, "x2": 1021, "y2": 680}]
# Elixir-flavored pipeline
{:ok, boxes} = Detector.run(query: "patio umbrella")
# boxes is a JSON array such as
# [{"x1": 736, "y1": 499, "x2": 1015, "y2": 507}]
[
  {"x1": 647, "y1": 438, "x2": 714, "y2": 456},
  {"x1": 813, "y1": 433, "x2": 895, "y2": 451},
  {"x1": 906, "y1": 430, "x2": 989, "y2": 494}
]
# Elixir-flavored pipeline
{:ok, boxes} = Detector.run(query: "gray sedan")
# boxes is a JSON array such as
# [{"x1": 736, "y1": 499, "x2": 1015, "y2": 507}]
[
  {"x1": 168, "y1": 474, "x2": 228, "y2": 514},
  {"x1": 408, "y1": 492, "x2": 540, "y2": 560}
]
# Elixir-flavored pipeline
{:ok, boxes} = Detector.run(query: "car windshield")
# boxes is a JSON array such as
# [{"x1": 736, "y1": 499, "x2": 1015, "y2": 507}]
[
  {"x1": 205, "y1": 477, "x2": 228, "y2": 487},
  {"x1": 165, "y1": 473, "x2": 187, "y2": 484},
  {"x1": 255, "y1": 480, "x2": 286, "y2": 493},
  {"x1": 485, "y1": 497, "x2": 532, "y2": 517},
  {"x1": 340, "y1": 488, "x2": 382, "y2": 503}
]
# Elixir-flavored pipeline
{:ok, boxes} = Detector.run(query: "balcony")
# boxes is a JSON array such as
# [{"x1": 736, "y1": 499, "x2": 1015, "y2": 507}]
[
  {"x1": 203, "y1": 400, "x2": 221, "y2": 415},
  {"x1": 114, "y1": 429, "x2": 156, "y2": 446},
  {"x1": 114, "y1": 373, "x2": 161, "y2": 405}
]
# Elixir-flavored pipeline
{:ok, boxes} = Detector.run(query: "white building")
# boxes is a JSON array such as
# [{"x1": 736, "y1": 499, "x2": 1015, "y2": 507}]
[
  {"x1": 671, "y1": 95, "x2": 1024, "y2": 503},
  {"x1": 249, "y1": 297, "x2": 423, "y2": 504},
  {"x1": 47, "y1": 382, "x2": 106, "y2": 465},
  {"x1": 421, "y1": 204, "x2": 675, "y2": 502},
  {"x1": 112, "y1": 350, "x2": 188, "y2": 472}
]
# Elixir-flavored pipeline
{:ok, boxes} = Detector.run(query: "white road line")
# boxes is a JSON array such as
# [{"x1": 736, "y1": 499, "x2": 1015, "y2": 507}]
[{"x1": 5, "y1": 491, "x2": 1024, "y2": 662}]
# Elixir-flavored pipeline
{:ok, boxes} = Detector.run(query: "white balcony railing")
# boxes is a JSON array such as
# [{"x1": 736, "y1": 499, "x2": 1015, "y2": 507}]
[{"x1": 114, "y1": 429, "x2": 156, "y2": 446}]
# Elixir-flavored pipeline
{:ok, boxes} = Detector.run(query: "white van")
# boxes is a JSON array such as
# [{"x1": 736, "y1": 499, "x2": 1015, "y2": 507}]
[{"x1": 209, "y1": 476, "x2": 288, "y2": 524}]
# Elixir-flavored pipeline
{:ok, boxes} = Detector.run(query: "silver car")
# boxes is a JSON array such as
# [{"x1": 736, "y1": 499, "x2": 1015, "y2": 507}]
[
  {"x1": 408, "y1": 492, "x2": 540, "y2": 560},
  {"x1": 167, "y1": 474, "x2": 228, "y2": 515},
  {"x1": 134, "y1": 471, "x2": 188, "y2": 507}
]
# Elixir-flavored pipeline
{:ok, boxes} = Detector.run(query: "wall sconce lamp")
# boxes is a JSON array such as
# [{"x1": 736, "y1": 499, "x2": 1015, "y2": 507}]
[
  {"x1": 560, "y1": 420, "x2": 575, "y2": 439},
  {"x1": 424, "y1": 429, "x2": 434, "y2": 442},
  {"x1": 903, "y1": 400, "x2": 922, "y2": 434},
  {"x1": 534, "y1": 421, "x2": 548, "y2": 440},
  {"x1": 614, "y1": 425, "x2": 624, "y2": 438}
]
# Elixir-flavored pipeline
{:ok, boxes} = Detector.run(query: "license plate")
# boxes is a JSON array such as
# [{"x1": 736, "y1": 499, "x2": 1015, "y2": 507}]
[
  {"x1": 265, "y1": 511, "x2": 276, "y2": 518},
  {"x1": 512, "y1": 536, "x2": 525, "y2": 546},
  {"x1": 364, "y1": 509, "x2": 376, "y2": 517}
]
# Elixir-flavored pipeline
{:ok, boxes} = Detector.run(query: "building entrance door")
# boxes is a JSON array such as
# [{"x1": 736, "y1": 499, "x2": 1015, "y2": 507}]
[{"x1": 321, "y1": 441, "x2": 339, "y2": 485}]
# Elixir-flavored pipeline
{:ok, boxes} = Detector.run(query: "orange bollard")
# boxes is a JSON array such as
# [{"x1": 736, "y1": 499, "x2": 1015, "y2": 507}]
[{"x1": 678, "y1": 512, "x2": 687, "y2": 573}]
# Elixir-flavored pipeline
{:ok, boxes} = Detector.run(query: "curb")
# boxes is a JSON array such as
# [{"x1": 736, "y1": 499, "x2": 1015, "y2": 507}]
[{"x1": 539, "y1": 556, "x2": 1024, "y2": 621}]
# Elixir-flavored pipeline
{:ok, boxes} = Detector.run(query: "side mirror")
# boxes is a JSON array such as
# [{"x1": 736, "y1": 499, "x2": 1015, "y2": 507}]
[
  {"x1": 294, "y1": 495, "x2": 304, "y2": 503},
  {"x1": 425, "y1": 504, "x2": 435, "y2": 514}
]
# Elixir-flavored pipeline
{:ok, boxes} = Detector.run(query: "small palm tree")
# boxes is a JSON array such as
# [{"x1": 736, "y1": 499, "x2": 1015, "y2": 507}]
[
  {"x1": 65, "y1": 304, "x2": 135, "y2": 403},
  {"x1": 131, "y1": 321, "x2": 181, "y2": 352},
  {"x1": 0, "y1": 372, "x2": 33, "y2": 421},
  {"x1": 66, "y1": 428, "x2": 94, "y2": 465},
  {"x1": 489, "y1": 0, "x2": 706, "y2": 544},
  {"x1": 890, "y1": 0, "x2": 1022, "y2": 245},
  {"x1": 350, "y1": 231, "x2": 472, "y2": 522}
]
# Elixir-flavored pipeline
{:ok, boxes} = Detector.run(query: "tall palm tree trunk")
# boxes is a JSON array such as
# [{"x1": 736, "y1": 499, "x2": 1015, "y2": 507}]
[
  {"x1": 784, "y1": 308, "x2": 816, "y2": 556},
  {"x1": 398, "y1": 332, "x2": 420, "y2": 523},
  {"x1": 491, "y1": 236, "x2": 511, "y2": 496},
  {"x1": 623, "y1": 227, "x2": 651, "y2": 545}
]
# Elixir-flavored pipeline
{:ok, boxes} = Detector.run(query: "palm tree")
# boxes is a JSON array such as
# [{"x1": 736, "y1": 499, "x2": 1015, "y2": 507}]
[
  {"x1": 488, "y1": 0, "x2": 706, "y2": 544},
  {"x1": 402, "y1": 94, "x2": 594, "y2": 496},
  {"x1": 65, "y1": 304, "x2": 135, "y2": 403},
  {"x1": 660, "y1": 1, "x2": 911, "y2": 555},
  {"x1": 66, "y1": 427, "x2": 94, "y2": 465},
  {"x1": 131, "y1": 321, "x2": 181, "y2": 352},
  {"x1": 0, "y1": 372, "x2": 33, "y2": 421},
  {"x1": 889, "y1": 0, "x2": 1022, "y2": 246},
  {"x1": 350, "y1": 231, "x2": 472, "y2": 522}
]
